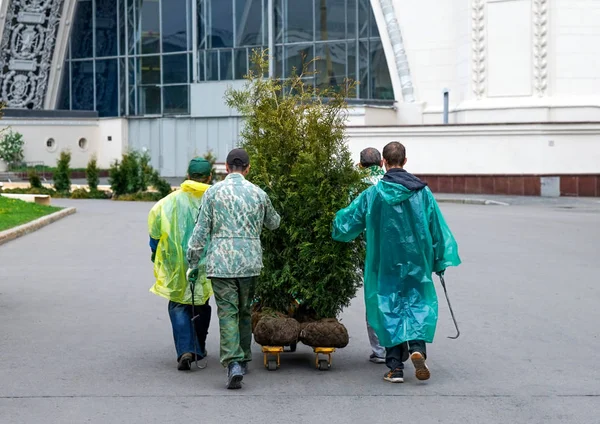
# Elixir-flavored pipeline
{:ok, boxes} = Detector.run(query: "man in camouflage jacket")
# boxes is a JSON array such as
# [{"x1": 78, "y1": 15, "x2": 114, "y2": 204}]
[{"x1": 187, "y1": 148, "x2": 280, "y2": 390}]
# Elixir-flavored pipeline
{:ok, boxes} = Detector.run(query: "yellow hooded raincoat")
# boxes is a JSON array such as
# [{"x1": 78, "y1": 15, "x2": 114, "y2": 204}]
[{"x1": 148, "y1": 180, "x2": 213, "y2": 305}]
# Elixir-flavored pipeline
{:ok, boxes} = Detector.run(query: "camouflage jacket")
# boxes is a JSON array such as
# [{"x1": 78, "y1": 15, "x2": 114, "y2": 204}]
[
  {"x1": 363, "y1": 165, "x2": 385, "y2": 186},
  {"x1": 187, "y1": 173, "x2": 281, "y2": 278}
]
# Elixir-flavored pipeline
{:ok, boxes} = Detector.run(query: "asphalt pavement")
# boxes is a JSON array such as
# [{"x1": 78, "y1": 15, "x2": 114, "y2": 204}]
[{"x1": 0, "y1": 198, "x2": 599, "y2": 423}]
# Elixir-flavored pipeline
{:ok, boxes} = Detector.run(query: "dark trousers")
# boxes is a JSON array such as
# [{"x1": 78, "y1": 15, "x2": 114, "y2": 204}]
[
  {"x1": 386, "y1": 340, "x2": 427, "y2": 370},
  {"x1": 168, "y1": 300, "x2": 211, "y2": 361}
]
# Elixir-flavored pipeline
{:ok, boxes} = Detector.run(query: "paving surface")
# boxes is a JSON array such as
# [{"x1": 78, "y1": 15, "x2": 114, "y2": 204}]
[{"x1": 1, "y1": 198, "x2": 599, "y2": 423}]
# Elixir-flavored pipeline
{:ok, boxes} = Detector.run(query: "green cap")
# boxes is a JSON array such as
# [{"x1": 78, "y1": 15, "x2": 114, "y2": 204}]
[{"x1": 187, "y1": 157, "x2": 212, "y2": 177}]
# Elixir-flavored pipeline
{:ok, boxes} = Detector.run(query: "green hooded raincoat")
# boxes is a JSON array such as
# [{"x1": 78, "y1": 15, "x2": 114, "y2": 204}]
[{"x1": 332, "y1": 178, "x2": 460, "y2": 347}]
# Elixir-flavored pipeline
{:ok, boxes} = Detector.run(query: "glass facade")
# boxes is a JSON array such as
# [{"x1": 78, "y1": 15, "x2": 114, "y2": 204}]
[{"x1": 59, "y1": 0, "x2": 393, "y2": 117}]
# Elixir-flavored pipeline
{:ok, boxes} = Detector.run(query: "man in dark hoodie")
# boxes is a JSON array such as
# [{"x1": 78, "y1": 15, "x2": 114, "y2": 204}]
[{"x1": 332, "y1": 142, "x2": 461, "y2": 384}]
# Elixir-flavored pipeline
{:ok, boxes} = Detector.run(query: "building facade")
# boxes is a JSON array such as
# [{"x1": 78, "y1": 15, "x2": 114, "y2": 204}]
[{"x1": 1, "y1": 0, "x2": 599, "y2": 196}]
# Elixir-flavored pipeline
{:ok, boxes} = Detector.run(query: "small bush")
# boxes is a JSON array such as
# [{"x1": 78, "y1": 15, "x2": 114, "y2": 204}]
[
  {"x1": 113, "y1": 192, "x2": 162, "y2": 202},
  {"x1": 203, "y1": 150, "x2": 221, "y2": 183},
  {"x1": 28, "y1": 170, "x2": 43, "y2": 189},
  {"x1": 0, "y1": 131, "x2": 25, "y2": 168},
  {"x1": 54, "y1": 150, "x2": 72, "y2": 193},
  {"x1": 109, "y1": 150, "x2": 172, "y2": 200},
  {"x1": 86, "y1": 155, "x2": 100, "y2": 191}
]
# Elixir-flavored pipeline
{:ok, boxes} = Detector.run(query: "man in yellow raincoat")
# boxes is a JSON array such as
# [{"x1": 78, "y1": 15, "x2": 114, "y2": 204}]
[
  {"x1": 148, "y1": 157, "x2": 214, "y2": 371},
  {"x1": 332, "y1": 142, "x2": 461, "y2": 384}
]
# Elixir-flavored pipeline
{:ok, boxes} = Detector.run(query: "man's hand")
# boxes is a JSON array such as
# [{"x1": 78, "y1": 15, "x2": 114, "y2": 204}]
[{"x1": 187, "y1": 268, "x2": 199, "y2": 284}]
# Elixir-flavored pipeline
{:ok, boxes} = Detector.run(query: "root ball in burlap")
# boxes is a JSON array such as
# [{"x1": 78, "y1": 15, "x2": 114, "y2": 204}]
[
  {"x1": 253, "y1": 317, "x2": 301, "y2": 346},
  {"x1": 299, "y1": 318, "x2": 349, "y2": 348}
]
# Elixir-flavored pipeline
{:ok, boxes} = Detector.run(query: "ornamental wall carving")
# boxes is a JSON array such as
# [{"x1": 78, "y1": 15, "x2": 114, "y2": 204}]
[{"x1": 0, "y1": 0, "x2": 64, "y2": 109}]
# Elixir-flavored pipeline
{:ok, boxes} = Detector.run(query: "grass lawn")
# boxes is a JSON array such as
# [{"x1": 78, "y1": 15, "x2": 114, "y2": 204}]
[{"x1": 0, "y1": 196, "x2": 62, "y2": 232}]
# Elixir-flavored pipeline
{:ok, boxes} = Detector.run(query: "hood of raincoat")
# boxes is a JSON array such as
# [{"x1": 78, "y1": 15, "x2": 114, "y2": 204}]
[
  {"x1": 377, "y1": 168, "x2": 427, "y2": 205},
  {"x1": 148, "y1": 180, "x2": 212, "y2": 305},
  {"x1": 180, "y1": 179, "x2": 210, "y2": 196}
]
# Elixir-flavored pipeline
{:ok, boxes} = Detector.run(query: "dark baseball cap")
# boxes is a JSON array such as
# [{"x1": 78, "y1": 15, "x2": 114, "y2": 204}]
[
  {"x1": 187, "y1": 157, "x2": 212, "y2": 177},
  {"x1": 226, "y1": 148, "x2": 250, "y2": 167}
]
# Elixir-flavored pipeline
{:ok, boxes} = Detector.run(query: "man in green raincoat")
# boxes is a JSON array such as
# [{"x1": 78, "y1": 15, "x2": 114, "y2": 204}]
[
  {"x1": 148, "y1": 157, "x2": 214, "y2": 371},
  {"x1": 332, "y1": 142, "x2": 461, "y2": 384}
]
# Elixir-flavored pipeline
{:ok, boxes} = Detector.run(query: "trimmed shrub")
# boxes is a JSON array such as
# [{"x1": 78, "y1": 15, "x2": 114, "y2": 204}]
[
  {"x1": 54, "y1": 150, "x2": 72, "y2": 193},
  {"x1": 225, "y1": 50, "x2": 364, "y2": 319}
]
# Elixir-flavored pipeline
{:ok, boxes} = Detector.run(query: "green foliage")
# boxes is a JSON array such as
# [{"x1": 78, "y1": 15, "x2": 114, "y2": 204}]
[
  {"x1": 28, "y1": 170, "x2": 43, "y2": 189},
  {"x1": 203, "y1": 150, "x2": 222, "y2": 183},
  {"x1": 53, "y1": 150, "x2": 72, "y2": 193},
  {"x1": 86, "y1": 155, "x2": 100, "y2": 191},
  {"x1": 0, "y1": 130, "x2": 25, "y2": 167},
  {"x1": 0, "y1": 196, "x2": 62, "y2": 232},
  {"x1": 70, "y1": 188, "x2": 110, "y2": 199},
  {"x1": 109, "y1": 150, "x2": 172, "y2": 199},
  {"x1": 113, "y1": 192, "x2": 163, "y2": 202},
  {"x1": 225, "y1": 50, "x2": 364, "y2": 319}
]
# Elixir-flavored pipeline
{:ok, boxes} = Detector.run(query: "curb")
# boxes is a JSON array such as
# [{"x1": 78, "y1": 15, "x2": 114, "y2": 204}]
[
  {"x1": 0, "y1": 207, "x2": 77, "y2": 246},
  {"x1": 436, "y1": 197, "x2": 510, "y2": 206}
]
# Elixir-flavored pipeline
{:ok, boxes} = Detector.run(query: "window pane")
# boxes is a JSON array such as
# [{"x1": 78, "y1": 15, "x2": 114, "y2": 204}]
[
  {"x1": 275, "y1": 0, "x2": 283, "y2": 43},
  {"x1": 369, "y1": 5, "x2": 379, "y2": 38},
  {"x1": 141, "y1": 0, "x2": 160, "y2": 54},
  {"x1": 139, "y1": 86, "x2": 161, "y2": 114},
  {"x1": 96, "y1": 59, "x2": 119, "y2": 117},
  {"x1": 358, "y1": 0, "x2": 368, "y2": 39},
  {"x1": 198, "y1": 50, "x2": 205, "y2": 81},
  {"x1": 346, "y1": 0, "x2": 357, "y2": 40},
  {"x1": 234, "y1": 49, "x2": 248, "y2": 79},
  {"x1": 71, "y1": 61, "x2": 95, "y2": 110},
  {"x1": 163, "y1": 54, "x2": 188, "y2": 84},
  {"x1": 315, "y1": 42, "x2": 346, "y2": 91},
  {"x1": 358, "y1": 40, "x2": 368, "y2": 98},
  {"x1": 163, "y1": 85, "x2": 189, "y2": 114},
  {"x1": 162, "y1": 0, "x2": 188, "y2": 52},
  {"x1": 119, "y1": 0, "x2": 125, "y2": 55},
  {"x1": 274, "y1": 45, "x2": 283, "y2": 79},
  {"x1": 235, "y1": 0, "x2": 263, "y2": 46},
  {"x1": 96, "y1": 0, "x2": 118, "y2": 57},
  {"x1": 141, "y1": 56, "x2": 161, "y2": 84},
  {"x1": 206, "y1": 50, "x2": 219, "y2": 80},
  {"x1": 315, "y1": 0, "x2": 346, "y2": 41},
  {"x1": 128, "y1": 57, "x2": 137, "y2": 114},
  {"x1": 347, "y1": 40, "x2": 358, "y2": 97},
  {"x1": 285, "y1": 44, "x2": 313, "y2": 77},
  {"x1": 209, "y1": 0, "x2": 233, "y2": 48},
  {"x1": 370, "y1": 39, "x2": 392, "y2": 99},
  {"x1": 57, "y1": 61, "x2": 70, "y2": 110},
  {"x1": 119, "y1": 58, "x2": 126, "y2": 115},
  {"x1": 197, "y1": 0, "x2": 206, "y2": 48},
  {"x1": 220, "y1": 50, "x2": 233, "y2": 80},
  {"x1": 127, "y1": 0, "x2": 136, "y2": 54},
  {"x1": 284, "y1": 0, "x2": 313, "y2": 43},
  {"x1": 71, "y1": 0, "x2": 93, "y2": 59}
]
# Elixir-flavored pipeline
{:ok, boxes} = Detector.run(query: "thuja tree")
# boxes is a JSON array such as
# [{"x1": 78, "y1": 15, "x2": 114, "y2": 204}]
[{"x1": 225, "y1": 50, "x2": 364, "y2": 319}]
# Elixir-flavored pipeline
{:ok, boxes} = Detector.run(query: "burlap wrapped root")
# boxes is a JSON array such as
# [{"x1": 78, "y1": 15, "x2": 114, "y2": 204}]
[
  {"x1": 253, "y1": 317, "x2": 301, "y2": 346},
  {"x1": 299, "y1": 318, "x2": 349, "y2": 348}
]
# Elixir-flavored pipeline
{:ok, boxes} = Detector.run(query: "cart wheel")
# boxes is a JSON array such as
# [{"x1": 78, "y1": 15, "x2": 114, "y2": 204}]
[
  {"x1": 267, "y1": 359, "x2": 278, "y2": 371},
  {"x1": 288, "y1": 342, "x2": 297, "y2": 353},
  {"x1": 318, "y1": 359, "x2": 330, "y2": 371}
]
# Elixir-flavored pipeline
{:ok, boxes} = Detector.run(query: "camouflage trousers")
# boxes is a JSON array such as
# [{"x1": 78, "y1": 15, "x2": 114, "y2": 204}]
[{"x1": 211, "y1": 277, "x2": 255, "y2": 367}]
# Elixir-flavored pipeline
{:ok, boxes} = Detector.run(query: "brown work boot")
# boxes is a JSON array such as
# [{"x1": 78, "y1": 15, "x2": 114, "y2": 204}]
[
  {"x1": 178, "y1": 352, "x2": 193, "y2": 371},
  {"x1": 410, "y1": 351, "x2": 430, "y2": 381}
]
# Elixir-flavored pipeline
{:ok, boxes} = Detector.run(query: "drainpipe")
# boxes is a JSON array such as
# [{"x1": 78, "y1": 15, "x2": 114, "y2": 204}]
[{"x1": 378, "y1": 0, "x2": 415, "y2": 103}]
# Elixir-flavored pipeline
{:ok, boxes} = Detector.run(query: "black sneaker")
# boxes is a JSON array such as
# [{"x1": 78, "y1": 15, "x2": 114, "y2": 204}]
[
  {"x1": 383, "y1": 368, "x2": 404, "y2": 383},
  {"x1": 226, "y1": 362, "x2": 244, "y2": 389},
  {"x1": 177, "y1": 352, "x2": 193, "y2": 371},
  {"x1": 369, "y1": 353, "x2": 386, "y2": 364},
  {"x1": 410, "y1": 352, "x2": 430, "y2": 381}
]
